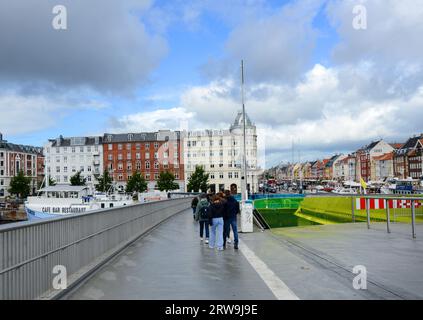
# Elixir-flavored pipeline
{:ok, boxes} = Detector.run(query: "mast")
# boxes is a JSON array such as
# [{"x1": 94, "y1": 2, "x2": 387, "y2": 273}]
[{"x1": 241, "y1": 60, "x2": 248, "y2": 201}]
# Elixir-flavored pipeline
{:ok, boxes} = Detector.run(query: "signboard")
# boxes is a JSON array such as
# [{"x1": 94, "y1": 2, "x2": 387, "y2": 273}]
[{"x1": 240, "y1": 200, "x2": 253, "y2": 233}]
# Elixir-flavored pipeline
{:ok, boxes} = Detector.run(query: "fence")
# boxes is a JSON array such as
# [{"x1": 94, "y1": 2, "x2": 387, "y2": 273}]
[
  {"x1": 355, "y1": 196, "x2": 423, "y2": 239},
  {"x1": 0, "y1": 197, "x2": 191, "y2": 300}
]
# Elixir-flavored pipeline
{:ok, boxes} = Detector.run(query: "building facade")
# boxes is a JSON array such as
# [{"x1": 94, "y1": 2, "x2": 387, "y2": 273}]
[
  {"x1": 102, "y1": 130, "x2": 184, "y2": 191},
  {"x1": 0, "y1": 133, "x2": 43, "y2": 198},
  {"x1": 183, "y1": 112, "x2": 260, "y2": 194},
  {"x1": 373, "y1": 153, "x2": 394, "y2": 181},
  {"x1": 356, "y1": 140, "x2": 395, "y2": 182},
  {"x1": 44, "y1": 136, "x2": 103, "y2": 189}
]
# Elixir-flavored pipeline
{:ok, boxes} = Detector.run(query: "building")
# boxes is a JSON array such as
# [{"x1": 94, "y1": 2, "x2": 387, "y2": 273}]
[
  {"x1": 0, "y1": 133, "x2": 43, "y2": 198},
  {"x1": 356, "y1": 140, "x2": 395, "y2": 182},
  {"x1": 373, "y1": 152, "x2": 394, "y2": 181},
  {"x1": 407, "y1": 138, "x2": 423, "y2": 179},
  {"x1": 102, "y1": 130, "x2": 184, "y2": 191},
  {"x1": 393, "y1": 135, "x2": 423, "y2": 179},
  {"x1": 183, "y1": 111, "x2": 260, "y2": 194},
  {"x1": 44, "y1": 136, "x2": 103, "y2": 189},
  {"x1": 332, "y1": 155, "x2": 347, "y2": 181}
]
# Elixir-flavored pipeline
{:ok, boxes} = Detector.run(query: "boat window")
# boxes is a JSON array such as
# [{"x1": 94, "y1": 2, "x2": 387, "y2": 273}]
[
  {"x1": 101, "y1": 203, "x2": 105, "y2": 208},
  {"x1": 110, "y1": 203, "x2": 114, "y2": 208}
]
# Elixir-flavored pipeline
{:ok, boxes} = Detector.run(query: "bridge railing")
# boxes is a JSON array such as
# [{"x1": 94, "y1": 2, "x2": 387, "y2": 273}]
[
  {"x1": 355, "y1": 195, "x2": 422, "y2": 239},
  {"x1": 0, "y1": 197, "x2": 191, "y2": 300}
]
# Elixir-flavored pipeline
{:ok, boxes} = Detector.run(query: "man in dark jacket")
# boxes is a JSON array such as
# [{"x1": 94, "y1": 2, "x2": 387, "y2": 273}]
[
  {"x1": 223, "y1": 190, "x2": 240, "y2": 249},
  {"x1": 191, "y1": 197, "x2": 199, "y2": 219}
]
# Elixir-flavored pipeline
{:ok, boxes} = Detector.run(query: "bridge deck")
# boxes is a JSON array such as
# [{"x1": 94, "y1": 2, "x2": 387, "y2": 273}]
[{"x1": 66, "y1": 209, "x2": 423, "y2": 300}]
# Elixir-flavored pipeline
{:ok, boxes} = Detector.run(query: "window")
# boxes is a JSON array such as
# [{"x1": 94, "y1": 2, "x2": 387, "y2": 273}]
[
  {"x1": 56, "y1": 156, "x2": 60, "y2": 163},
  {"x1": 127, "y1": 163, "x2": 132, "y2": 171},
  {"x1": 154, "y1": 162, "x2": 159, "y2": 169},
  {"x1": 87, "y1": 175, "x2": 92, "y2": 182},
  {"x1": 136, "y1": 143, "x2": 141, "y2": 150},
  {"x1": 80, "y1": 147, "x2": 84, "y2": 152},
  {"x1": 118, "y1": 163, "x2": 123, "y2": 170},
  {"x1": 136, "y1": 152, "x2": 141, "y2": 160},
  {"x1": 127, "y1": 153, "x2": 131, "y2": 160},
  {"x1": 136, "y1": 161, "x2": 141, "y2": 170},
  {"x1": 234, "y1": 172, "x2": 239, "y2": 178},
  {"x1": 80, "y1": 166, "x2": 84, "y2": 172},
  {"x1": 63, "y1": 156, "x2": 67, "y2": 163},
  {"x1": 63, "y1": 147, "x2": 67, "y2": 153},
  {"x1": 108, "y1": 144, "x2": 113, "y2": 151},
  {"x1": 154, "y1": 142, "x2": 159, "y2": 149},
  {"x1": 108, "y1": 154, "x2": 113, "y2": 161},
  {"x1": 56, "y1": 166, "x2": 60, "y2": 173},
  {"x1": 118, "y1": 144, "x2": 123, "y2": 150},
  {"x1": 56, "y1": 147, "x2": 60, "y2": 153},
  {"x1": 219, "y1": 172, "x2": 224, "y2": 179},
  {"x1": 118, "y1": 174, "x2": 123, "y2": 181},
  {"x1": 154, "y1": 173, "x2": 159, "y2": 180},
  {"x1": 154, "y1": 152, "x2": 158, "y2": 159},
  {"x1": 210, "y1": 173, "x2": 215, "y2": 179},
  {"x1": 72, "y1": 166, "x2": 76, "y2": 173},
  {"x1": 145, "y1": 161, "x2": 150, "y2": 169},
  {"x1": 228, "y1": 172, "x2": 233, "y2": 179},
  {"x1": 118, "y1": 154, "x2": 123, "y2": 160},
  {"x1": 164, "y1": 152, "x2": 168, "y2": 158},
  {"x1": 126, "y1": 143, "x2": 131, "y2": 150},
  {"x1": 128, "y1": 134, "x2": 133, "y2": 141},
  {"x1": 163, "y1": 160, "x2": 168, "y2": 169},
  {"x1": 145, "y1": 173, "x2": 150, "y2": 180},
  {"x1": 145, "y1": 143, "x2": 150, "y2": 148},
  {"x1": 64, "y1": 166, "x2": 68, "y2": 173},
  {"x1": 87, "y1": 146, "x2": 91, "y2": 152},
  {"x1": 72, "y1": 147, "x2": 75, "y2": 153},
  {"x1": 87, "y1": 166, "x2": 92, "y2": 172},
  {"x1": 175, "y1": 172, "x2": 179, "y2": 179},
  {"x1": 145, "y1": 152, "x2": 150, "y2": 159}
]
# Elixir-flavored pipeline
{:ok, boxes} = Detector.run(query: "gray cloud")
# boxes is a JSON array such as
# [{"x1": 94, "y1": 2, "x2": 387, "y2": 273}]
[{"x1": 0, "y1": 0, "x2": 167, "y2": 94}]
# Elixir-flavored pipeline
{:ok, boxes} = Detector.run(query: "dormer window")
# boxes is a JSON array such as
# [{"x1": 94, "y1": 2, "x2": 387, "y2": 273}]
[{"x1": 128, "y1": 134, "x2": 133, "y2": 141}]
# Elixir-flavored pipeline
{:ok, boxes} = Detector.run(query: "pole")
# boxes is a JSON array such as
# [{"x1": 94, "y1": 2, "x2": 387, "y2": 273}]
[
  {"x1": 240, "y1": 60, "x2": 253, "y2": 233},
  {"x1": 351, "y1": 196, "x2": 355, "y2": 223},
  {"x1": 411, "y1": 200, "x2": 416, "y2": 239},
  {"x1": 385, "y1": 199, "x2": 391, "y2": 233},
  {"x1": 366, "y1": 198, "x2": 370, "y2": 229}
]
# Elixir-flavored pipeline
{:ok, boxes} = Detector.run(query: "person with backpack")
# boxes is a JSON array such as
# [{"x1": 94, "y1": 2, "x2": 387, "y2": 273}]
[
  {"x1": 223, "y1": 190, "x2": 240, "y2": 250},
  {"x1": 191, "y1": 196, "x2": 199, "y2": 220},
  {"x1": 195, "y1": 193, "x2": 210, "y2": 244},
  {"x1": 208, "y1": 193, "x2": 226, "y2": 251}
]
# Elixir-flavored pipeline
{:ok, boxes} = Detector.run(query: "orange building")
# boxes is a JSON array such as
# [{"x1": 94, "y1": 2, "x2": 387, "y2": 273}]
[{"x1": 102, "y1": 131, "x2": 184, "y2": 191}]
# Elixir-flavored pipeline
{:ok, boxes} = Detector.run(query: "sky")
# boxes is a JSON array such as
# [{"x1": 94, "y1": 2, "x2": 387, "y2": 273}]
[{"x1": 0, "y1": 0, "x2": 422, "y2": 168}]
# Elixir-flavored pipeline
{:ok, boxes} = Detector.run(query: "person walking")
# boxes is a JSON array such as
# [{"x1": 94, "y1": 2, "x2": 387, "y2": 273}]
[
  {"x1": 191, "y1": 196, "x2": 199, "y2": 220},
  {"x1": 195, "y1": 193, "x2": 210, "y2": 244},
  {"x1": 208, "y1": 193, "x2": 226, "y2": 251},
  {"x1": 223, "y1": 190, "x2": 240, "y2": 250}
]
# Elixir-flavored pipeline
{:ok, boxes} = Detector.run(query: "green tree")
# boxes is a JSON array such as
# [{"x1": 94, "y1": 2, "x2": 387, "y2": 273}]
[
  {"x1": 157, "y1": 171, "x2": 180, "y2": 192},
  {"x1": 8, "y1": 170, "x2": 31, "y2": 198},
  {"x1": 95, "y1": 171, "x2": 113, "y2": 192},
  {"x1": 126, "y1": 171, "x2": 148, "y2": 193},
  {"x1": 70, "y1": 171, "x2": 86, "y2": 186},
  {"x1": 187, "y1": 165, "x2": 209, "y2": 192}
]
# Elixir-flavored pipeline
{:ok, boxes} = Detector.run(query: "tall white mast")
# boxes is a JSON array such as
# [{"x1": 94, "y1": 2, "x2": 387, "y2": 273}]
[{"x1": 241, "y1": 60, "x2": 248, "y2": 201}]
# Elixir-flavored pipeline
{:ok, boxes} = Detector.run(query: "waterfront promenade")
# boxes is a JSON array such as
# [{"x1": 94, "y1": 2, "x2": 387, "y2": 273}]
[{"x1": 66, "y1": 209, "x2": 423, "y2": 300}]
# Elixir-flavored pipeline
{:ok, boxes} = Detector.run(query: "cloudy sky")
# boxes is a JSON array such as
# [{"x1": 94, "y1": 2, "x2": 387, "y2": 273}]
[{"x1": 1, "y1": 0, "x2": 422, "y2": 168}]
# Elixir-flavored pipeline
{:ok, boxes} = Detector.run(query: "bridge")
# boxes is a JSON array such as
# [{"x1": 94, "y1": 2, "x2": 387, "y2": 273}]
[{"x1": 1, "y1": 196, "x2": 423, "y2": 300}]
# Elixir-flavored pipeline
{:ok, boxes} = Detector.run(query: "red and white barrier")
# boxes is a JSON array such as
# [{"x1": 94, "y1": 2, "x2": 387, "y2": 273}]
[{"x1": 356, "y1": 198, "x2": 422, "y2": 210}]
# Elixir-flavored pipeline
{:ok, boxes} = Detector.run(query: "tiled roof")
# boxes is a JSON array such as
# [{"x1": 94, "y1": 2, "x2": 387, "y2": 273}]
[
  {"x1": 373, "y1": 153, "x2": 393, "y2": 161},
  {"x1": 103, "y1": 131, "x2": 180, "y2": 143}
]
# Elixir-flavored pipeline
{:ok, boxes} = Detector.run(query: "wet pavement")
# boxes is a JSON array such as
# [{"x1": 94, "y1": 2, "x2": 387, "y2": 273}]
[{"x1": 66, "y1": 209, "x2": 423, "y2": 300}]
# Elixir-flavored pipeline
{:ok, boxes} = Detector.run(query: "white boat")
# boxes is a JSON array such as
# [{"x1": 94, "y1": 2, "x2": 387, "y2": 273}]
[{"x1": 25, "y1": 185, "x2": 134, "y2": 220}]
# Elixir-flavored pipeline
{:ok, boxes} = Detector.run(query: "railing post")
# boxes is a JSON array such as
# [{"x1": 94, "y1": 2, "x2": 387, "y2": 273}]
[
  {"x1": 351, "y1": 196, "x2": 355, "y2": 223},
  {"x1": 366, "y1": 198, "x2": 370, "y2": 229},
  {"x1": 385, "y1": 199, "x2": 390, "y2": 234},
  {"x1": 411, "y1": 200, "x2": 416, "y2": 239}
]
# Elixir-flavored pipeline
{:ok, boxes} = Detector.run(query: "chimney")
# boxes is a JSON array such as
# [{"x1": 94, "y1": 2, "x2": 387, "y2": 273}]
[{"x1": 0, "y1": 132, "x2": 3, "y2": 141}]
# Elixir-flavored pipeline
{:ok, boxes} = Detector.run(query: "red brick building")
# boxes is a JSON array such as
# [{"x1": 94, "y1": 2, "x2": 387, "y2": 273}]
[{"x1": 102, "y1": 130, "x2": 184, "y2": 191}]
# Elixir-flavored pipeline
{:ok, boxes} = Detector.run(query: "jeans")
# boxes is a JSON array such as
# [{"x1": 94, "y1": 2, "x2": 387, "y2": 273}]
[
  {"x1": 192, "y1": 207, "x2": 196, "y2": 217},
  {"x1": 224, "y1": 218, "x2": 239, "y2": 246},
  {"x1": 209, "y1": 217, "x2": 224, "y2": 250},
  {"x1": 199, "y1": 220, "x2": 209, "y2": 239}
]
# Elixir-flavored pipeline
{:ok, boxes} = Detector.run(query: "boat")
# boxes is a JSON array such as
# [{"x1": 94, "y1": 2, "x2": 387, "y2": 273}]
[{"x1": 25, "y1": 185, "x2": 134, "y2": 220}]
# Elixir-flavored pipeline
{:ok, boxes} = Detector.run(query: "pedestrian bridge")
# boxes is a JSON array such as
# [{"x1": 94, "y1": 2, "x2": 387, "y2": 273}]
[{"x1": 1, "y1": 197, "x2": 423, "y2": 300}]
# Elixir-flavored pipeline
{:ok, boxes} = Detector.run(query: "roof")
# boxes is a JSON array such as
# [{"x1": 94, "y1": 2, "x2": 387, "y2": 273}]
[
  {"x1": 0, "y1": 140, "x2": 43, "y2": 155},
  {"x1": 50, "y1": 136, "x2": 103, "y2": 147},
  {"x1": 390, "y1": 143, "x2": 403, "y2": 149},
  {"x1": 103, "y1": 131, "x2": 180, "y2": 143},
  {"x1": 230, "y1": 111, "x2": 254, "y2": 130},
  {"x1": 39, "y1": 185, "x2": 89, "y2": 192},
  {"x1": 373, "y1": 153, "x2": 393, "y2": 161}
]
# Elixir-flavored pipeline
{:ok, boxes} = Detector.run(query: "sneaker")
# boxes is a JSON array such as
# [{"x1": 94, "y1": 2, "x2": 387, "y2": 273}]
[
  {"x1": 205, "y1": 239, "x2": 209, "y2": 244},
  {"x1": 234, "y1": 244, "x2": 239, "y2": 250},
  {"x1": 227, "y1": 239, "x2": 232, "y2": 244},
  {"x1": 200, "y1": 237, "x2": 203, "y2": 242}
]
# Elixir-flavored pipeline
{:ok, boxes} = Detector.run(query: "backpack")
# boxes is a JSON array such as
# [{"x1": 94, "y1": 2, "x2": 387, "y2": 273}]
[{"x1": 199, "y1": 206, "x2": 210, "y2": 221}]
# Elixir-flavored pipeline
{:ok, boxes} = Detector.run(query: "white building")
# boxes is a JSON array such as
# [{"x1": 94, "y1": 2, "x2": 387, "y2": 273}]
[
  {"x1": 183, "y1": 112, "x2": 261, "y2": 194},
  {"x1": 44, "y1": 136, "x2": 103, "y2": 189}
]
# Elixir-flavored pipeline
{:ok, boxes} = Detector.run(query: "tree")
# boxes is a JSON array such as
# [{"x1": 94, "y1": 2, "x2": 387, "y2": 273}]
[
  {"x1": 70, "y1": 171, "x2": 86, "y2": 186},
  {"x1": 157, "y1": 171, "x2": 180, "y2": 192},
  {"x1": 95, "y1": 171, "x2": 113, "y2": 192},
  {"x1": 187, "y1": 165, "x2": 209, "y2": 192},
  {"x1": 8, "y1": 170, "x2": 31, "y2": 198},
  {"x1": 126, "y1": 171, "x2": 148, "y2": 193}
]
